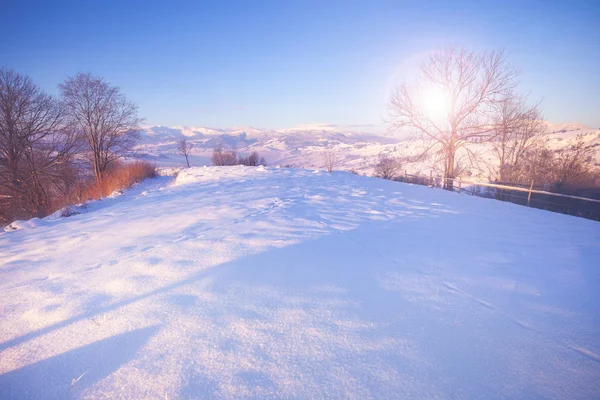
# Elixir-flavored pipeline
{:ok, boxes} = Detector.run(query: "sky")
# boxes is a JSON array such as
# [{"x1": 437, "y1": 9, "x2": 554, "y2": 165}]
[{"x1": 2, "y1": 0, "x2": 599, "y2": 130}]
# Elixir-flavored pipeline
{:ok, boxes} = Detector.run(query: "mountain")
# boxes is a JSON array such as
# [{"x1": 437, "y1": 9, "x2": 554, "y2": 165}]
[
  {"x1": 134, "y1": 123, "x2": 600, "y2": 176},
  {"x1": 135, "y1": 125, "x2": 403, "y2": 173}
]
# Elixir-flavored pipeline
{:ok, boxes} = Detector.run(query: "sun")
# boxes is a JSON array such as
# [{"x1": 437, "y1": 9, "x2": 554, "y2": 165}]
[{"x1": 420, "y1": 86, "x2": 450, "y2": 121}]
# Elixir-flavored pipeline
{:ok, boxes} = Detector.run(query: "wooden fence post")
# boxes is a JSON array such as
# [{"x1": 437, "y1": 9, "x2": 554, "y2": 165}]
[
  {"x1": 405, "y1": 170, "x2": 407, "y2": 182},
  {"x1": 527, "y1": 180, "x2": 534, "y2": 206},
  {"x1": 457, "y1": 178, "x2": 462, "y2": 193}
]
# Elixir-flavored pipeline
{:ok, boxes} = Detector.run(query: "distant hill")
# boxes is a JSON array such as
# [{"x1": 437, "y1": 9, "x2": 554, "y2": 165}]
[{"x1": 134, "y1": 122, "x2": 600, "y2": 177}]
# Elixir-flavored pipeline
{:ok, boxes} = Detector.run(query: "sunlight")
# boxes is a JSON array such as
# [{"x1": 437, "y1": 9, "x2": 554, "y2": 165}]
[{"x1": 420, "y1": 86, "x2": 450, "y2": 121}]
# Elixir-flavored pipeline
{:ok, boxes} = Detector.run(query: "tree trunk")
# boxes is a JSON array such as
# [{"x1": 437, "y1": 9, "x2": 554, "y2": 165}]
[
  {"x1": 93, "y1": 151, "x2": 102, "y2": 182},
  {"x1": 445, "y1": 143, "x2": 455, "y2": 191}
]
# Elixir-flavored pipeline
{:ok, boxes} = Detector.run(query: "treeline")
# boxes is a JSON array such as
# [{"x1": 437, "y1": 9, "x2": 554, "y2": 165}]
[
  {"x1": 0, "y1": 68, "x2": 153, "y2": 224},
  {"x1": 499, "y1": 137, "x2": 599, "y2": 194},
  {"x1": 211, "y1": 146, "x2": 267, "y2": 167},
  {"x1": 373, "y1": 135, "x2": 599, "y2": 195},
  {"x1": 176, "y1": 138, "x2": 268, "y2": 168}
]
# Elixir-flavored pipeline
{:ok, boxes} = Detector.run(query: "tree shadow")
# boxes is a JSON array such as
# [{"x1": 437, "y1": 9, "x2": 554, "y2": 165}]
[
  {"x1": 0, "y1": 325, "x2": 159, "y2": 400},
  {"x1": 3, "y1": 190, "x2": 594, "y2": 398},
  {"x1": 0, "y1": 212, "x2": 450, "y2": 354}
]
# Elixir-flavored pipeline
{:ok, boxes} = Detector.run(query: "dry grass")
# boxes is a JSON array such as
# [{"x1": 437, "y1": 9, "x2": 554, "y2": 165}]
[
  {"x1": 59, "y1": 161, "x2": 157, "y2": 208},
  {"x1": 2, "y1": 161, "x2": 157, "y2": 224}
]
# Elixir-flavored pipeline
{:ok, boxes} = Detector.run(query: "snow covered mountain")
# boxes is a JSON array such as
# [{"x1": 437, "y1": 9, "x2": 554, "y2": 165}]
[
  {"x1": 1, "y1": 167, "x2": 599, "y2": 399},
  {"x1": 135, "y1": 124, "x2": 402, "y2": 174},
  {"x1": 134, "y1": 122, "x2": 600, "y2": 177}
]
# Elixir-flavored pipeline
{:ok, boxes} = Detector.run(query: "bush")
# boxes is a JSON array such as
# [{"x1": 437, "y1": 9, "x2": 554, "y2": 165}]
[
  {"x1": 511, "y1": 136, "x2": 599, "y2": 193},
  {"x1": 64, "y1": 161, "x2": 157, "y2": 205},
  {"x1": 324, "y1": 149, "x2": 336, "y2": 172},
  {"x1": 0, "y1": 160, "x2": 157, "y2": 225},
  {"x1": 213, "y1": 147, "x2": 267, "y2": 167},
  {"x1": 374, "y1": 154, "x2": 402, "y2": 180},
  {"x1": 212, "y1": 146, "x2": 237, "y2": 166}
]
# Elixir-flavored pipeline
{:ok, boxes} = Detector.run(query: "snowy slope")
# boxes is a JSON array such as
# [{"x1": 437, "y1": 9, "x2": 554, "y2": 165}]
[
  {"x1": 134, "y1": 122, "x2": 600, "y2": 177},
  {"x1": 0, "y1": 167, "x2": 599, "y2": 399}
]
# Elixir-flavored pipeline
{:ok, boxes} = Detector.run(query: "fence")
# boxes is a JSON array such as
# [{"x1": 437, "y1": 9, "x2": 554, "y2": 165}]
[{"x1": 396, "y1": 171, "x2": 600, "y2": 221}]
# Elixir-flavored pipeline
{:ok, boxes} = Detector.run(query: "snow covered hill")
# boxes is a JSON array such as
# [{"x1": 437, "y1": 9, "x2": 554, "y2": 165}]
[
  {"x1": 135, "y1": 124, "x2": 402, "y2": 174},
  {"x1": 1, "y1": 167, "x2": 599, "y2": 399},
  {"x1": 134, "y1": 122, "x2": 600, "y2": 177}
]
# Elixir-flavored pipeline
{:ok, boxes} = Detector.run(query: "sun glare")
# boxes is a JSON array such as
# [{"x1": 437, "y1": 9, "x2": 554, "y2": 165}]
[{"x1": 420, "y1": 86, "x2": 450, "y2": 121}]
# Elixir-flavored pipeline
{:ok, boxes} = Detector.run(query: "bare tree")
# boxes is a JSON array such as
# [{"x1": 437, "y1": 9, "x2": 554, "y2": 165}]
[
  {"x1": 374, "y1": 153, "x2": 402, "y2": 180},
  {"x1": 514, "y1": 136, "x2": 598, "y2": 192},
  {"x1": 554, "y1": 135, "x2": 598, "y2": 190},
  {"x1": 323, "y1": 148, "x2": 337, "y2": 172},
  {"x1": 0, "y1": 68, "x2": 80, "y2": 221},
  {"x1": 490, "y1": 93, "x2": 545, "y2": 183},
  {"x1": 238, "y1": 151, "x2": 267, "y2": 166},
  {"x1": 59, "y1": 73, "x2": 142, "y2": 181},
  {"x1": 247, "y1": 151, "x2": 260, "y2": 166},
  {"x1": 211, "y1": 145, "x2": 237, "y2": 166},
  {"x1": 389, "y1": 47, "x2": 519, "y2": 189},
  {"x1": 517, "y1": 146, "x2": 557, "y2": 188},
  {"x1": 239, "y1": 151, "x2": 256, "y2": 166},
  {"x1": 177, "y1": 137, "x2": 194, "y2": 167}
]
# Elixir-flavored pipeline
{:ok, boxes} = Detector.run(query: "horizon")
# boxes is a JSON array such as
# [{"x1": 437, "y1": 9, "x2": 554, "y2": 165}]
[
  {"x1": 144, "y1": 120, "x2": 595, "y2": 133},
  {"x1": 3, "y1": 0, "x2": 600, "y2": 129}
]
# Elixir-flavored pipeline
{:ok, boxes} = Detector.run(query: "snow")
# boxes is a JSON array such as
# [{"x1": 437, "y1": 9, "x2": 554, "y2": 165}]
[{"x1": 1, "y1": 166, "x2": 599, "y2": 399}]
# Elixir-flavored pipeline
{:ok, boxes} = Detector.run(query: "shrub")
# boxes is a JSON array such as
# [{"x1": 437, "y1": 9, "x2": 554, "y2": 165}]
[
  {"x1": 324, "y1": 149, "x2": 336, "y2": 172},
  {"x1": 511, "y1": 137, "x2": 599, "y2": 193},
  {"x1": 213, "y1": 147, "x2": 267, "y2": 167},
  {"x1": 65, "y1": 161, "x2": 157, "y2": 205},
  {"x1": 212, "y1": 146, "x2": 237, "y2": 166},
  {"x1": 238, "y1": 151, "x2": 254, "y2": 166},
  {"x1": 374, "y1": 154, "x2": 402, "y2": 180}
]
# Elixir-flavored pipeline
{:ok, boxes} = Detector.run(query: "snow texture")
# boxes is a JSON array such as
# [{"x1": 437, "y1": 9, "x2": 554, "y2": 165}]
[{"x1": 0, "y1": 166, "x2": 599, "y2": 399}]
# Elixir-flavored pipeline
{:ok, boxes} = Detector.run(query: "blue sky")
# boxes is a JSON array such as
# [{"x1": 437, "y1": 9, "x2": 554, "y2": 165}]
[{"x1": 2, "y1": 0, "x2": 599, "y2": 129}]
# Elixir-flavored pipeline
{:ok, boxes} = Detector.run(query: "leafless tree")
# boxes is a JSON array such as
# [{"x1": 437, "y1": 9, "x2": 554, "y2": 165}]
[
  {"x1": 247, "y1": 151, "x2": 260, "y2": 166},
  {"x1": 0, "y1": 68, "x2": 80, "y2": 221},
  {"x1": 554, "y1": 135, "x2": 598, "y2": 190},
  {"x1": 239, "y1": 151, "x2": 257, "y2": 166},
  {"x1": 389, "y1": 47, "x2": 519, "y2": 189},
  {"x1": 517, "y1": 146, "x2": 557, "y2": 188},
  {"x1": 490, "y1": 93, "x2": 546, "y2": 183},
  {"x1": 515, "y1": 136, "x2": 598, "y2": 192},
  {"x1": 324, "y1": 148, "x2": 337, "y2": 172},
  {"x1": 374, "y1": 153, "x2": 402, "y2": 180},
  {"x1": 211, "y1": 145, "x2": 237, "y2": 166},
  {"x1": 238, "y1": 151, "x2": 267, "y2": 166},
  {"x1": 60, "y1": 73, "x2": 142, "y2": 182},
  {"x1": 177, "y1": 137, "x2": 194, "y2": 167}
]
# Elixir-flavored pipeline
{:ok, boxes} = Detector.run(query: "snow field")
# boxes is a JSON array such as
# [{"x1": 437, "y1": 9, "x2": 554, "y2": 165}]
[{"x1": 0, "y1": 166, "x2": 599, "y2": 399}]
